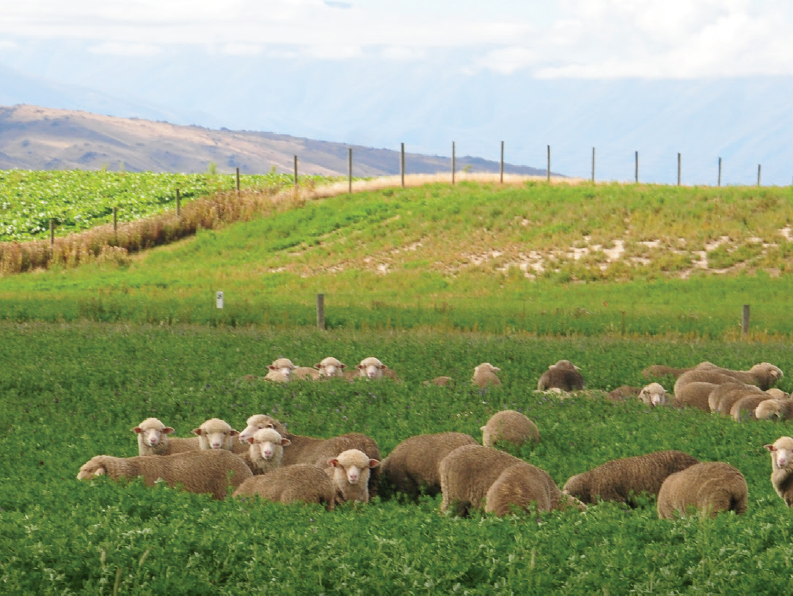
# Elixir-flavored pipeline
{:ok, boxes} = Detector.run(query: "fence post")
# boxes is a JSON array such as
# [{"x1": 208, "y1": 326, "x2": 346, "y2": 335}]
[
  {"x1": 742, "y1": 304, "x2": 750, "y2": 337},
  {"x1": 500, "y1": 141, "x2": 504, "y2": 183},
  {"x1": 591, "y1": 147, "x2": 596, "y2": 183},
  {"x1": 348, "y1": 148, "x2": 353, "y2": 193},
  {"x1": 113, "y1": 206, "x2": 118, "y2": 233},
  {"x1": 176, "y1": 188, "x2": 181, "y2": 216},
  {"x1": 50, "y1": 219, "x2": 54, "y2": 246},
  {"x1": 677, "y1": 152, "x2": 681, "y2": 186},
  {"x1": 451, "y1": 141, "x2": 456, "y2": 185},
  {"x1": 317, "y1": 294, "x2": 325, "y2": 330},
  {"x1": 635, "y1": 151, "x2": 639, "y2": 183},
  {"x1": 758, "y1": 164, "x2": 762, "y2": 187},
  {"x1": 293, "y1": 156, "x2": 298, "y2": 190},
  {"x1": 546, "y1": 145, "x2": 551, "y2": 183},
  {"x1": 400, "y1": 143, "x2": 405, "y2": 188},
  {"x1": 235, "y1": 167, "x2": 240, "y2": 194},
  {"x1": 718, "y1": 157, "x2": 722, "y2": 187}
]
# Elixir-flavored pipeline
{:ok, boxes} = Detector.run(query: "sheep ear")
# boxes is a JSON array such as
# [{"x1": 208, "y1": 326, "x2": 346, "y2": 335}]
[
  {"x1": 340, "y1": 363, "x2": 346, "y2": 369},
  {"x1": 368, "y1": 459, "x2": 380, "y2": 469},
  {"x1": 244, "y1": 436, "x2": 255, "y2": 445},
  {"x1": 132, "y1": 427, "x2": 143, "y2": 434},
  {"x1": 328, "y1": 458, "x2": 339, "y2": 468},
  {"x1": 229, "y1": 429, "x2": 239, "y2": 437},
  {"x1": 191, "y1": 428, "x2": 202, "y2": 436},
  {"x1": 357, "y1": 364, "x2": 364, "y2": 370},
  {"x1": 162, "y1": 427, "x2": 175, "y2": 435},
  {"x1": 268, "y1": 365, "x2": 277, "y2": 371},
  {"x1": 281, "y1": 439, "x2": 292, "y2": 447},
  {"x1": 314, "y1": 362, "x2": 322, "y2": 369},
  {"x1": 764, "y1": 444, "x2": 776, "y2": 452}
]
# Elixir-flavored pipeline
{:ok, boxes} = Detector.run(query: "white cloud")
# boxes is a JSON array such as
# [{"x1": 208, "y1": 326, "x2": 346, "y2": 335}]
[
  {"x1": 468, "y1": 47, "x2": 540, "y2": 75},
  {"x1": 0, "y1": 40, "x2": 19, "y2": 51},
  {"x1": 221, "y1": 43, "x2": 265, "y2": 57},
  {"x1": 380, "y1": 46, "x2": 425, "y2": 61},
  {"x1": 87, "y1": 42, "x2": 161, "y2": 57}
]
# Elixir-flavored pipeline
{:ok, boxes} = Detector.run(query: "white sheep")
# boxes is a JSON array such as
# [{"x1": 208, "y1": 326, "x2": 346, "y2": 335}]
[
  {"x1": 537, "y1": 360, "x2": 584, "y2": 392},
  {"x1": 713, "y1": 385, "x2": 765, "y2": 416},
  {"x1": 656, "y1": 461, "x2": 748, "y2": 519},
  {"x1": 730, "y1": 394, "x2": 772, "y2": 422},
  {"x1": 755, "y1": 399, "x2": 793, "y2": 422},
  {"x1": 77, "y1": 449, "x2": 252, "y2": 500},
  {"x1": 232, "y1": 464, "x2": 337, "y2": 510},
  {"x1": 472, "y1": 363, "x2": 502, "y2": 389},
  {"x1": 327, "y1": 448, "x2": 381, "y2": 504},
  {"x1": 637, "y1": 383, "x2": 668, "y2": 407},
  {"x1": 240, "y1": 428, "x2": 291, "y2": 475},
  {"x1": 707, "y1": 382, "x2": 758, "y2": 413},
  {"x1": 763, "y1": 436, "x2": 793, "y2": 506},
  {"x1": 315, "y1": 357, "x2": 347, "y2": 379},
  {"x1": 480, "y1": 410, "x2": 540, "y2": 448},
  {"x1": 356, "y1": 357, "x2": 386, "y2": 380},
  {"x1": 132, "y1": 417, "x2": 198, "y2": 456},
  {"x1": 191, "y1": 418, "x2": 242, "y2": 452}
]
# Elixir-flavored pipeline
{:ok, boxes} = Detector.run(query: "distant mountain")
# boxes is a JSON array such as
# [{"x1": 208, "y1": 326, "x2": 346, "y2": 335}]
[{"x1": 0, "y1": 104, "x2": 549, "y2": 177}]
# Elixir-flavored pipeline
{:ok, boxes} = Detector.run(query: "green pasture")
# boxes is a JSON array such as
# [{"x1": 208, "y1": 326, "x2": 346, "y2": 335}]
[{"x1": 1, "y1": 323, "x2": 792, "y2": 594}]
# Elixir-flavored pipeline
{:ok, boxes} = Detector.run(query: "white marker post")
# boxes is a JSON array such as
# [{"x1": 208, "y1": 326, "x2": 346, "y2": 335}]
[{"x1": 216, "y1": 291, "x2": 224, "y2": 309}]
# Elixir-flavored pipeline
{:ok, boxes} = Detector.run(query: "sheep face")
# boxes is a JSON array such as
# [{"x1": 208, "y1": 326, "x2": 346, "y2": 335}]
[
  {"x1": 192, "y1": 418, "x2": 239, "y2": 450},
  {"x1": 765, "y1": 437, "x2": 793, "y2": 471},
  {"x1": 132, "y1": 418, "x2": 174, "y2": 448},
  {"x1": 316, "y1": 357, "x2": 346, "y2": 378},
  {"x1": 639, "y1": 383, "x2": 667, "y2": 407},
  {"x1": 238, "y1": 414, "x2": 280, "y2": 443},
  {"x1": 357, "y1": 357, "x2": 385, "y2": 380},
  {"x1": 248, "y1": 428, "x2": 290, "y2": 461},
  {"x1": 329, "y1": 450, "x2": 380, "y2": 485},
  {"x1": 270, "y1": 358, "x2": 296, "y2": 371}
]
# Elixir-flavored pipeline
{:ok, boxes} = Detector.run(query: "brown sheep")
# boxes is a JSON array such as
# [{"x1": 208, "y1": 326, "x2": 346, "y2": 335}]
[
  {"x1": 293, "y1": 366, "x2": 321, "y2": 380},
  {"x1": 77, "y1": 449, "x2": 252, "y2": 500},
  {"x1": 562, "y1": 450, "x2": 700, "y2": 506},
  {"x1": 232, "y1": 464, "x2": 336, "y2": 511},
  {"x1": 606, "y1": 385, "x2": 642, "y2": 401},
  {"x1": 537, "y1": 360, "x2": 584, "y2": 392},
  {"x1": 700, "y1": 362, "x2": 783, "y2": 390},
  {"x1": 485, "y1": 462, "x2": 587, "y2": 516},
  {"x1": 657, "y1": 462, "x2": 748, "y2": 519},
  {"x1": 714, "y1": 385, "x2": 765, "y2": 416},
  {"x1": 730, "y1": 394, "x2": 773, "y2": 422},
  {"x1": 672, "y1": 382, "x2": 719, "y2": 412},
  {"x1": 707, "y1": 383, "x2": 756, "y2": 413},
  {"x1": 472, "y1": 363, "x2": 502, "y2": 389},
  {"x1": 763, "y1": 436, "x2": 793, "y2": 506},
  {"x1": 424, "y1": 376, "x2": 454, "y2": 387},
  {"x1": 379, "y1": 432, "x2": 478, "y2": 501},
  {"x1": 480, "y1": 410, "x2": 540, "y2": 448},
  {"x1": 755, "y1": 399, "x2": 793, "y2": 422}
]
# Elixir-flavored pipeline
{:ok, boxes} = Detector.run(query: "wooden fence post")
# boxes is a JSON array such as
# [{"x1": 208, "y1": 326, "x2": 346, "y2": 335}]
[
  {"x1": 546, "y1": 145, "x2": 551, "y2": 183},
  {"x1": 591, "y1": 147, "x2": 596, "y2": 183},
  {"x1": 400, "y1": 143, "x2": 405, "y2": 188},
  {"x1": 113, "y1": 206, "x2": 118, "y2": 233},
  {"x1": 677, "y1": 153, "x2": 681, "y2": 186},
  {"x1": 742, "y1": 304, "x2": 750, "y2": 337},
  {"x1": 758, "y1": 165, "x2": 762, "y2": 187},
  {"x1": 348, "y1": 148, "x2": 353, "y2": 194},
  {"x1": 451, "y1": 141, "x2": 456, "y2": 185},
  {"x1": 317, "y1": 294, "x2": 325, "y2": 330},
  {"x1": 176, "y1": 188, "x2": 181, "y2": 216},
  {"x1": 718, "y1": 157, "x2": 722, "y2": 187},
  {"x1": 635, "y1": 151, "x2": 639, "y2": 183},
  {"x1": 500, "y1": 141, "x2": 504, "y2": 183},
  {"x1": 235, "y1": 167, "x2": 240, "y2": 194},
  {"x1": 293, "y1": 156, "x2": 298, "y2": 190}
]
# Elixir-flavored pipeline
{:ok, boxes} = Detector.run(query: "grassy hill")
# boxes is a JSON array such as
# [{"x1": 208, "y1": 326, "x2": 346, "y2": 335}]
[{"x1": 1, "y1": 176, "x2": 793, "y2": 337}]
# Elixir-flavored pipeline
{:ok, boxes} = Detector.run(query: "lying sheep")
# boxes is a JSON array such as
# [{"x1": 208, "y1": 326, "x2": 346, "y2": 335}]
[
  {"x1": 237, "y1": 414, "x2": 381, "y2": 497},
  {"x1": 132, "y1": 417, "x2": 198, "y2": 456},
  {"x1": 232, "y1": 464, "x2": 336, "y2": 511},
  {"x1": 472, "y1": 363, "x2": 502, "y2": 389},
  {"x1": 673, "y1": 370, "x2": 741, "y2": 397},
  {"x1": 755, "y1": 399, "x2": 793, "y2": 422},
  {"x1": 707, "y1": 383, "x2": 755, "y2": 413},
  {"x1": 77, "y1": 449, "x2": 252, "y2": 500},
  {"x1": 607, "y1": 385, "x2": 642, "y2": 402},
  {"x1": 379, "y1": 432, "x2": 478, "y2": 500},
  {"x1": 562, "y1": 450, "x2": 700, "y2": 506},
  {"x1": 327, "y1": 449, "x2": 380, "y2": 504},
  {"x1": 481, "y1": 410, "x2": 540, "y2": 448},
  {"x1": 766, "y1": 388, "x2": 789, "y2": 400},
  {"x1": 714, "y1": 385, "x2": 765, "y2": 416},
  {"x1": 672, "y1": 382, "x2": 719, "y2": 412},
  {"x1": 763, "y1": 436, "x2": 793, "y2": 506},
  {"x1": 263, "y1": 358, "x2": 297, "y2": 382},
  {"x1": 537, "y1": 360, "x2": 584, "y2": 392},
  {"x1": 730, "y1": 394, "x2": 773, "y2": 422},
  {"x1": 240, "y1": 428, "x2": 291, "y2": 475},
  {"x1": 293, "y1": 366, "x2": 321, "y2": 381},
  {"x1": 315, "y1": 357, "x2": 347, "y2": 379},
  {"x1": 642, "y1": 365, "x2": 694, "y2": 380},
  {"x1": 192, "y1": 418, "x2": 244, "y2": 453},
  {"x1": 485, "y1": 462, "x2": 587, "y2": 516},
  {"x1": 702, "y1": 362, "x2": 783, "y2": 390},
  {"x1": 638, "y1": 383, "x2": 668, "y2": 407},
  {"x1": 424, "y1": 376, "x2": 454, "y2": 387},
  {"x1": 356, "y1": 357, "x2": 386, "y2": 380},
  {"x1": 657, "y1": 461, "x2": 748, "y2": 519}
]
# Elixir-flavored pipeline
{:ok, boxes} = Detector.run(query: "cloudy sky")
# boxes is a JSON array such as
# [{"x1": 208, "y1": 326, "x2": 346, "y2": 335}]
[{"x1": 1, "y1": 0, "x2": 793, "y2": 183}]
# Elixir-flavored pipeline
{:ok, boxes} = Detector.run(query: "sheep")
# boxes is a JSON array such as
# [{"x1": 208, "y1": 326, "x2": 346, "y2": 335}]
[
  {"x1": 480, "y1": 410, "x2": 540, "y2": 448},
  {"x1": 657, "y1": 462, "x2": 748, "y2": 519},
  {"x1": 77, "y1": 449, "x2": 252, "y2": 500},
  {"x1": 472, "y1": 362, "x2": 502, "y2": 389},
  {"x1": 755, "y1": 399, "x2": 793, "y2": 422},
  {"x1": 315, "y1": 356, "x2": 347, "y2": 379},
  {"x1": 537, "y1": 360, "x2": 584, "y2": 392},
  {"x1": 485, "y1": 462, "x2": 587, "y2": 516},
  {"x1": 731, "y1": 394, "x2": 774, "y2": 422},
  {"x1": 240, "y1": 428, "x2": 291, "y2": 475},
  {"x1": 763, "y1": 436, "x2": 793, "y2": 506},
  {"x1": 642, "y1": 365, "x2": 694, "y2": 380},
  {"x1": 707, "y1": 382, "x2": 755, "y2": 413},
  {"x1": 232, "y1": 464, "x2": 336, "y2": 511},
  {"x1": 356, "y1": 357, "x2": 386, "y2": 380},
  {"x1": 424, "y1": 376, "x2": 454, "y2": 387},
  {"x1": 264, "y1": 367, "x2": 291, "y2": 383},
  {"x1": 237, "y1": 414, "x2": 381, "y2": 497},
  {"x1": 638, "y1": 383, "x2": 668, "y2": 407},
  {"x1": 673, "y1": 370, "x2": 743, "y2": 397},
  {"x1": 191, "y1": 418, "x2": 244, "y2": 453},
  {"x1": 379, "y1": 432, "x2": 478, "y2": 501},
  {"x1": 675, "y1": 363, "x2": 783, "y2": 394},
  {"x1": 562, "y1": 450, "x2": 700, "y2": 506},
  {"x1": 132, "y1": 417, "x2": 199, "y2": 456},
  {"x1": 672, "y1": 382, "x2": 719, "y2": 412},
  {"x1": 607, "y1": 385, "x2": 642, "y2": 401},
  {"x1": 765, "y1": 388, "x2": 789, "y2": 400},
  {"x1": 326, "y1": 449, "x2": 380, "y2": 504},
  {"x1": 292, "y1": 366, "x2": 321, "y2": 381},
  {"x1": 714, "y1": 385, "x2": 765, "y2": 416}
]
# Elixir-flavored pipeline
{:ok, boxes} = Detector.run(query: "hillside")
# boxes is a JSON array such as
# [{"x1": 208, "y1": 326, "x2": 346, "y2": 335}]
[{"x1": 0, "y1": 104, "x2": 548, "y2": 177}]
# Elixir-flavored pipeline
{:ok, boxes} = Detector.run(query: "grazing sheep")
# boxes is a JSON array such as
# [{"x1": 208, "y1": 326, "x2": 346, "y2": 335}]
[
  {"x1": 714, "y1": 385, "x2": 765, "y2": 416},
  {"x1": 755, "y1": 399, "x2": 793, "y2": 422},
  {"x1": 657, "y1": 462, "x2": 748, "y2": 519},
  {"x1": 293, "y1": 366, "x2": 321, "y2": 381},
  {"x1": 730, "y1": 394, "x2": 773, "y2": 422},
  {"x1": 232, "y1": 464, "x2": 336, "y2": 510},
  {"x1": 642, "y1": 365, "x2": 694, "y2": 380},
  {"x1": 327, "y1": 449, "x2": 380, "y2": 504},
  {"x1": 481, "y1": 410, "x2": 540, "y2": 448},
  {"x1": 485, "y1": 462, "x2": 587, "y2": 516},
  {"x1": 192, "y1": 418, "x2": 242, "y2": 452},
  {"x1": 763, "y1": 436, "x2": 793, "y2": 506},
  {"x1": 638, "y1": 383, "x2": 668, "y2": 407},
  {"x1": 132, "y1": 417, "x2": 198, "y2": 456},
  {"x1": 379, "y1": 432, "x2": 478, "y2": 500},
  {"x1": 472, "y1": 363, "x2": 502, "y2": 389},
  {"x1": 240, "y1": 428, "x2": 291, "y2": 475},
  {"x1": 672, "y1": 382, "x2": 719, "y2": 412},
  {"x1": 424, "y1": 376, "x2": 454, "y2": 387},
  {"x1": 356, "y1": 357, "x2": 386, "y2": 380},
  {"x1": 315, "y1": 357, "x2": 347, "y2": 379},
  {"x1": 562, "y1": 450, "x2": 700, "y2": 506},
  {"x1": 537, "y1": 360, "x2": 584, "y2": 392},
  {"x1": 77, "y1": 449, "x2": 252, "y2": 500}
]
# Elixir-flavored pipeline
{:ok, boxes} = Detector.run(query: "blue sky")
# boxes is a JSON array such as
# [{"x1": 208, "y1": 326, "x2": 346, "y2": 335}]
[{"x1": 1, "y1": 1, "x2": 793, "y2": 184}]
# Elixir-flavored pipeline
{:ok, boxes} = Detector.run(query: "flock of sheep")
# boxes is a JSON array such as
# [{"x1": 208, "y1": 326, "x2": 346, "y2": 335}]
[{"x1": 76, "y1": 355, "x2": 793, "y2": 519}]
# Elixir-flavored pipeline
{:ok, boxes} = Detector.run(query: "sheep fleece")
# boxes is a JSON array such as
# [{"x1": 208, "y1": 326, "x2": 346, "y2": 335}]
[{"x1": 657, "y1": 462, "x2": 748, "y2": 519}]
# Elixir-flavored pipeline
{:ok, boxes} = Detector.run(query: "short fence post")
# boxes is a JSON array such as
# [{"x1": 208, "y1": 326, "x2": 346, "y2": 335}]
[
  {"x1": 677, "y1": 152, "x2": 681, "y2": 186},
  {"x1": 718, "y1": 157, "x2": 722, "y2": 187},
  {"x1": 742, "y1": 304, "x2": 750, "y2": 337},
  {"x1": 500, "y1": 141, "x2": 504, "y2": 183},
  {"x1": 236, "y1": 167, "x2": 240, "y2": 194},
  {"x1": 635, "y1": 151, "x2": 639, "y2": 183},
  {"x1": 348, "y1": 148, "x2": 353, "y2": 193},
  {"x1": 400, "y1": 143, "x2": 405, "y2": 188},
  {"x1": 176, "y1": 188, "x2": 181, "y2": 216},
  {"x1": 113, "y1": 206, "x2": 118, "y2": 233},
  {"x1": 451, "y1": 141, "x2": 456, "y2": 185},
  {"x1": 546, "y1": 145, "x2": 551, "y2": 183},
  {"x1": 293, "y1": 156, "x2": 298, "y2": 190},
  {"x1": 591, "y1": 147, "x2": 596, "y2": 183},
  {"x1": 758, "y1": 164, "x2": 762, "y2": 187},
  {"x1": 317, "y1": 294, "x2": 325, "y2": 330}
]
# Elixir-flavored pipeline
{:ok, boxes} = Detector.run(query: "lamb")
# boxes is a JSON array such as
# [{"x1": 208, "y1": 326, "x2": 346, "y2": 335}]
[
  {"x1": 326, "y1": 449, "x2": 380, "y2": 504},
  {"x1": 132, "y1": 417, "x2": 199, "y2": 456},
  {"x1": 672, "y1": 382, "x2": 719, "y2": 412},
  {"x1": 232, "y1": 464, "x2": 336, "y2": 510},
  {"x1": 191, "y1": 418, "x2": 244, "y2": 453},
  {"x1": 472, "y1": 362, "x2": 502, "y2": 389},
  {"x1": 379, "y1": 432, "x2": 478, "y2": 500},
  {"x1": 656, "y1": 461, "x2": 748, "y2": 519},
  {"x1": 439, "y1": 444, "x2": 578, "y2": 516},
  {"x1": 730, "y1": 394, "x2": 773, "y2": 422},
  {"x1": 485, "y1": 462, "x2": 587, "y2": 516},
  {"x1": 480, "y1": 410, "x2": 540, "y2": 448},
  {"x1": 315, "y1": 356, "x2": 347, "y2": 379},
  {"x1": 77, "y1": 449, "x2": 252, "y2": 500},
  {"x1": 637, "y1": 383, "x2": 668, "y2": 407},
  {"x1": 237, "y1": 414, "x2": 381, "y2": 497},
  {"x1": 763, "y1": 436, "x2": 793, "y2": 506},
  {"x1": 755, "y1": 399, "x2": 793, "y2": 422},
  {"x1": 240, "y1": 428, "x2": 291, "y2": 475},
  {"x1": 537, "y1": 360, "x2": 584, "y2": 392},
  {"x1": 562, "y1": 450, "x2": 700, "y2": 506}
]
